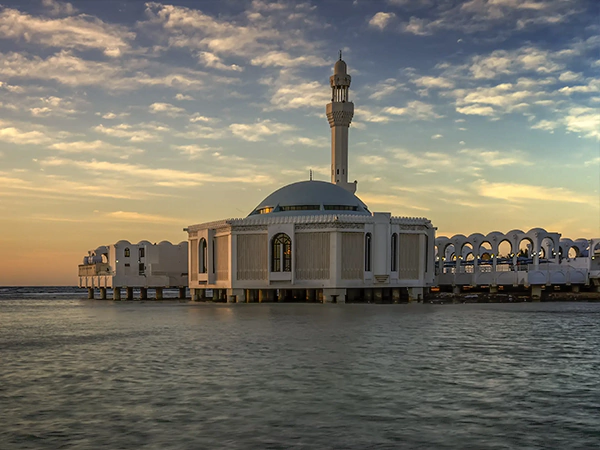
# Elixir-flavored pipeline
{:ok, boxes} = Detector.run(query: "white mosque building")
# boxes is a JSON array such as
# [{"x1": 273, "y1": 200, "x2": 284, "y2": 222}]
[{"x1": 185, "y1": 56, "x2": 436, "y2": 303}]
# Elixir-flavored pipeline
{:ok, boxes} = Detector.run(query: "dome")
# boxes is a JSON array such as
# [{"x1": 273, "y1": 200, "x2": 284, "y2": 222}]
[
  {"x1": 249, "y1": 180, "x2": 370, "y2": 216},
  {"x1": 334, "y1": 59, "x2": 347, "y2": 75}
]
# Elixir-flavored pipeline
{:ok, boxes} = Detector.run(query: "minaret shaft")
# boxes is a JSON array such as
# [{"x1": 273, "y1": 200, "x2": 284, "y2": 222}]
[{"x1": 326, "y1": 56, "x2": 356, "y2": 194}]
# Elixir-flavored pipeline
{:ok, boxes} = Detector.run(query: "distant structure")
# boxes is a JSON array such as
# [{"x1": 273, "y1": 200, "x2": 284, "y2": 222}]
[
  {"x1": 78, "y1": 240, "x2": 188, "y2": 300},
  {"x1": 185, "y1": 56, "x2": 436, "y2": 303},
  {"x1": 436, "y1": 230, "x2": 600, "y2": 299}
]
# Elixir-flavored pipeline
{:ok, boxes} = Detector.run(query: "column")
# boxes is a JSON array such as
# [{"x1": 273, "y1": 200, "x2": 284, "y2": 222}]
[
  {"x1": 277, "y1": 289, "x2": 286, "y2": 302},
  {"x1": 408, "y1": 287, "x2": 423, "y2": 302},
  {"x1": 87, "y1": 287, "x2": 94, "y2": 299},
  {"x1": 392, "y1": 288, "x2": 401, "y2": 304},
  {"x1": 155, "y1": 287, "x2": 163, "y2": 300},
  {"x1": 140, "y1": 287, "x2": 148, "y2": 300},
  {"x1": 126, "y1": 287, "x2": 133, "y2": 300},
  {"x1": 364, "y1": 289, "x2": 373, "y2": 303},
  {"x1": 374, "y1": 288, "x2": 383, "y2": 303},
  {"x1": 306, "y1": 289, "x2": 316, "y2": 303},
  {"x1": 531, "y1": 285, "x2": 542, "y2": 301},
  {"x1": 178, "y1": 287, "x2": 186, "y2": 299},
  {"x1": 99, "y1": 287, "x2": 107, "y2": 300},
  {"x1": 113, "y1": 287, "x2": 121, "y2": 301}
]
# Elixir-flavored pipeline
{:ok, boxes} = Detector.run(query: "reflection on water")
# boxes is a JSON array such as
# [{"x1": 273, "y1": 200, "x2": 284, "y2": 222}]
[{"x1": 1, "y1": 298, "x2": 600, "y2": 449}]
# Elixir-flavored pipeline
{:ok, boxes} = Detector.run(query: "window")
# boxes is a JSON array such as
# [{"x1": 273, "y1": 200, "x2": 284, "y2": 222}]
[
  {"x1": 391, "y1": 233, "x2": 398, "y2": 272},
  {"x1": 139, "y1": 248, "x2": 145, "y2": 258},
  {"x1": 199, "y1": 238, "x2": 207, "y2": 273},
  {"x1": 124, "y1": 248, "x2": 130, "y2": 257},
  {"x1": 255, "y1": 207, "x2": 273, "y2": 215},
  {"x1": 272, "y1": 233, "x2": 292, "y2": 272},
  {"x1": 324, "y1": 205, "x2": 358, "y2": 211},
  {"x1": 365, "y1": 233, "x2": 372, "y2": 271},
  {"x1": 124, "y1": 263, "x2": 130, "y2": 267},
  {"x1": 139, "y1": 263, "x2": 145, "y2": 275},
  {"x1": 279, "y1": 205, "x2": 320, "y2": 211}
]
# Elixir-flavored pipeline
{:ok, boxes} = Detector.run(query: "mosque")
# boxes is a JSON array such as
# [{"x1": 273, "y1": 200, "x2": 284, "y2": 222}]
[{"x1": 185, "y1": 56, "x2": 436, "y2": 303}]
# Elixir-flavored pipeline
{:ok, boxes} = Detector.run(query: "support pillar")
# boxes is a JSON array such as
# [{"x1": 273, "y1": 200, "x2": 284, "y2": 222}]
[
  {"x1": 571, "y1": 285, "x2": 580, "y2": 293},
  {"x1": 87, "y1": 287, "x2": 94, "y2": 299},
  {"x1": 489, "y1": 285, "x2": 498, "y2": 294},
  {"x1": 113, "y1": 287, "x2": 121, "y2": 301},
  {"x1": 531, "y1": 285, "x2": 542, "y2": 301},
  {"x1": 99, "y1": 287, "x2": 107, "y2": 300},
  {"x1": 452, "y1": 285, "x2": 461, "y2": 295},
  {"x1": 178, "y1": 287, "x2": 186, "y2": 299},
  {"x1": 155, "y1": 287, "x2": 163, "y2": 300},
  {"x1": 140, "y1": 287, "x2": 148, "y2": 300},
  {"x1": 277, "y1": 289, "x2": 286, "y2": 302},
  {"x1": 392, "y1": 288, "x2": 401, "y2": 304},
  {"x1": 374, "y1": 288, "x2": 383, "y2": 303},
  {"x1": 364, "y1": 289, "x2": 373, "y2": 303},
  {"x1": 126, "y1": 287, "x2": 133, "y2": 300},
  {"x1": 306, "y1": 289, "x2": 316, "y2": 303},
  {"x1": 408, "y1": 287, "x2": 423, "y2": 302},
  {"x1": 191, "y1": 288, "x2": 199, "y2": 301},
  {"x1": 323, "y1": 288, "x2": 346, "y2": 304}
]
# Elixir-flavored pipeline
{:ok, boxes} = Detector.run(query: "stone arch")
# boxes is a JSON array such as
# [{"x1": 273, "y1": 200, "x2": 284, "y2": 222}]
[{"x1": 271, "y1": 233, "x2": 292, "y2": 272}]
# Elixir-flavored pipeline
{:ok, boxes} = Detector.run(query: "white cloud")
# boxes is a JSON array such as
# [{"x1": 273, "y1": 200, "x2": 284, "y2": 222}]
[
  {"x1": 266, "y1": 78, "x2": 330, "y2": 110},
  {"x1": 42, "y1": 0, "x2": 77, "y2": 16},
  {"x1": 0, "y1": 7, "x2": 134, "y2": 57},
  {"x1": 368, "y1": 12, "x2": 396, "y2": 30},
  {"x1": 281, "y1": 136, "x2": 328, "y2": 147},
  {"x1": 475, "y1": 180, "x2": 594, "y2": 204},
  {"x1": 94, "y1": 123, "x2": 163, "y2": 142},
  {"x1": 431, "y1": 134, "x2": 443, "y2": 139},
  {"x1": 383, "y1": 100, "x2": 441, "y2": 120},
  {"x1": 229, "y1": 119, "x2": 295, "y2": 142},
  {"x1": 413, "y1": 76, "x2": 454, "y2": 89},
  {"x1": 49, "y1": 140, "x2": 144, "y2": 158},
  {"x1": 559, "y1": 71, "x2": 582, "y2": 82},
  {"x1": 198, "y1": 52, "x2": 243, "y2": 71},
  {"x1": 456, "y1": 104, "x2": 496, "y2": 116},
  {"x1": 251, "y1": 51, "x2": 329, "y2": 68},
  {"x1": 106, "y1": 211, "x2": 181, "y2": 224},
  {"x1": 563, "y1": 107, "x2": 600, "y2": 140},
  {"x1": 149, "y1": 102, "x2": 186, "y2": 116},
  {"x1": 175, "y1": 93, "x2": 194, "y2": 101},
  {"x1": 99, "y1": 112, "x2": 130, "y2": 119},
  {"x1": 368, "y1": 78, "x2": 401, "y2": 100},
  {"x1": 171, "y1": 144, "x2": 216, "y2": 159}
]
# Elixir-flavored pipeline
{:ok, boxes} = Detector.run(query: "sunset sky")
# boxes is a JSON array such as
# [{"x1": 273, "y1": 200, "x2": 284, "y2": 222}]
[{"x1": 0, "y1": 0, "x2": 598, "y2": 285}]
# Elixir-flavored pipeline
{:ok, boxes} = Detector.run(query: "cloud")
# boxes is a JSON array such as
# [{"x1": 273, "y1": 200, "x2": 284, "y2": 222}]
[
  {"x1": 198, "y1": 51, "x2": 243, "y2": 71},
  {"x1": 458, "y1": 148, "x2": 532, "y2": 167},
  {"x1": 368, "y1": 12, "x2": 396, "y2": 30},
  {"x1": 229, "y1": 119, "x2": 294, "y2": 142},
  {"x1": 281, "y1": 136, "x2": 328, "y2": 147},
  {"x1": 99, "y1": 112, "x2": 130, "y2": 119},
  {"x1": 49, "y1": 140, "x2": 144, "y2": 158},
  {"x1": 94, "y1": 123, "x2": 164, "y2": 142},
  {"x1": 368, "y1": 78, "x2": 402, "y2": 100},
  {"x1": 563, "y1": 107, "x2": 600, "y2": 140},
  {"x1": 431, "y1": 134, "x2": 443, "y2": 139},
  {"x1": 175, "y1": 93, "x2": 194, "y2": 101},
  {"x1": 0, "y1": 124, "x2": 52, "y2": 145},
  {"x1": 0, "y1": 7, "x2": 134, "y2": 57},
  {"x1": 475, "y1": 180, "x2": 594, "y2": 204},
  {"x1": 266, "y1": 77, "x2": 330, "y2": 110},
  {"x1": 383, "y1": 100, "x2": 441, "y2": 120},
  {"x1": 40, "y1": 157, "x2": 274, "y2": 186},
  {"x1": 456, "y1": 104, "x2": 497, "y2": 116},
  {"x1": 149, "y1": 102, "x2": 186, "y2": 116},
  {"x1": 358, "y1": 155, "x2": 389, "y2": 165},
  {"x1": 413, "y1": 76, "x2": 454, "y2": 89},
  {"x1": 171, "y1": 144, "x2": 217, "y2": 159},
  {"x1": 106, "y1": 211, "x2": 182, "y2": 224},
  {"x1": 42, "y1": 0, "x2": 77, "y2": 16}
]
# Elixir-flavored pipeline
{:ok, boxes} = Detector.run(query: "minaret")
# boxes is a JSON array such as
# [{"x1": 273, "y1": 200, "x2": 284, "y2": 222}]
[{"x1": 326, "y1": 52, "x2": 356, "y2": 193}]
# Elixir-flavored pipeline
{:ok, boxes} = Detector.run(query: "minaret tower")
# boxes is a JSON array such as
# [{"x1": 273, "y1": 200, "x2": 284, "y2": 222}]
[{"x1": 326, "y1": 51, "x2": 356, "y2": 193}]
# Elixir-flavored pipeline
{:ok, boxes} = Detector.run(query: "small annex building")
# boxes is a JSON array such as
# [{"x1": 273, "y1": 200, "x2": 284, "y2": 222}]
[
  {"x1": 186, "y1": 55, "x2": 436, "y2": 303},
  {"x1": 78, "y1": 240, "x2": 188, "y2": 300}
]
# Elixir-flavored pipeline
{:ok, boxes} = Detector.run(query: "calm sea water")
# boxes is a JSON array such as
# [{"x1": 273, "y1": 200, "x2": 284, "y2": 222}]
[{"x1": 1, "y1": 288, "x2": 600, "y2": 449}]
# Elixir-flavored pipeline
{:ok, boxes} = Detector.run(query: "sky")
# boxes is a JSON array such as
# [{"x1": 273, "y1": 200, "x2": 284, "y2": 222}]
[{"x1": 0, "y1": 0, "x2": 598, "y2": 285}]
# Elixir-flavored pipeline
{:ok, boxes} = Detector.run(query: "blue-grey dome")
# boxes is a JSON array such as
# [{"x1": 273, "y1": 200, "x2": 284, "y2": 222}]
[{"x1": 249, "y1": 180, "x2": 370, "y2": 216}]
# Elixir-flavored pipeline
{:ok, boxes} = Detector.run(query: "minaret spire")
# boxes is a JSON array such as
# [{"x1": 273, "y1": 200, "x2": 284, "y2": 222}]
[{"x1": 326, "y1": 53, "x2": 356, "y2": 193}]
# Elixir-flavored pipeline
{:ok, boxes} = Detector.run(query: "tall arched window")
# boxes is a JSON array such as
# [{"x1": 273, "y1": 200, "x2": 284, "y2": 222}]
[
  {"x1": 199, "y1": 238, "x2": 207, "y2": 273},
  {"x1": 124, "y1": 247, "x2": 130, "y2": 257},
  {"x1": 365, "y1": 233, "x2": 372, "y2": 271},
  {"x1": 391, "y1": 233, "x2": 398, "y2": 272},
  {"x1": 272, "y1": 233, "x2": 292, "y2": 272}
]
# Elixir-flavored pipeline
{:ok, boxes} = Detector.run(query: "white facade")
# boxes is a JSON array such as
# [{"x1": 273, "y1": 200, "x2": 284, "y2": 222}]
[{"x1": 79, "y1": 240, "x2": 188, "y2": 299}]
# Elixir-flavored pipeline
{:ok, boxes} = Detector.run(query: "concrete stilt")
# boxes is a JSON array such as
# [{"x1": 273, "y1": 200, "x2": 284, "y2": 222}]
[
  {"x1": 452, "y1": 285, "x2": 461, "y2": 295},
  {"x1": 277, "y1": 289, "x2": 286, "y2": 302},
  {"x1": 392, "y1": 288, "x2": 401, "y2": 304},
  {"x1": 374, "y1": 288, "x2": 383, "y2": 303},
  {"x1": 571, "y1": 285, "x2": 580, "y2": 293},
  {"x1": 178, "y1": 287, "x2": 186, "y2": 299},
  {"x1": 408, "y1": 287, "x2": 423, "y2": 302},
  {"x1": 87, "y1": 287, "x2": 94, "y2": 299},
  {"x1": 99, "y1": 287, "x2": 107, "y2": 300},
  {"x1": 126, "y1": 287, "x2": 133, "y2": 300},
  {"x1": 364, "y1": 289, "x2": 373, "y2": 303},
  {"x1": 140, "y1": 287, "x2": 148, "y2": 300},
  {"x1": 113, "y1": 287, "x2": 121, "y2": 301},
  {"x1": 531, "y1": 285, "x2": 542, "y2": 301},
  {"x1": 155, "y1": 287, "x2": 163, "y2": 300},
  {"x1": 307, "y1": 289, "x2": 316, "y2": 302},
  {"x1": 489, "y1": 285, "x2": 498, "y2": 294}
]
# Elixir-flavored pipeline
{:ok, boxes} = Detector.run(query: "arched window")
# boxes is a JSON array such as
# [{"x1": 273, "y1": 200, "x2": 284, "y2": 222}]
[
  {"x1": 391, "y1": 233, "x2": 398, "y2": 272},
  {"x1": 272, "y1": 233, "x2": 292, "y2": 272},
  {"x1": 124, "y1": 248, "x2": 130, "y2": 257},
  {"x1": 365, "y1": 233, "x2": 372, "y2": 271},
  {"x1": 199, "y1": 238, "x2": 207, "y2": 273}
]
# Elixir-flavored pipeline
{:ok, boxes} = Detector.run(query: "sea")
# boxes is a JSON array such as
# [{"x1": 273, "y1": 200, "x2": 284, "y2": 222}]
[{"x1": 1, "y1": 286, "x2": 600, "y2": 449}]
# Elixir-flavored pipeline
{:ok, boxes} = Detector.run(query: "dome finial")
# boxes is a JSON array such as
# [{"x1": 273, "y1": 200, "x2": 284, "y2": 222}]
[{"x1": 339, "y1": 49, "x2": 342, "y2": 60}]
